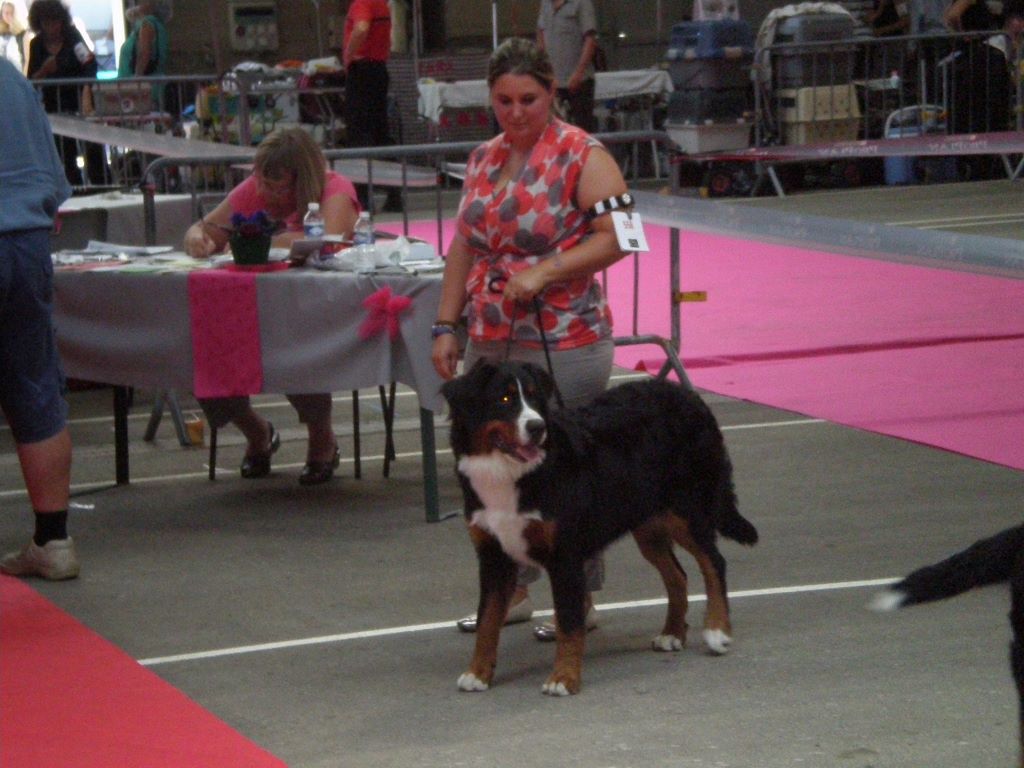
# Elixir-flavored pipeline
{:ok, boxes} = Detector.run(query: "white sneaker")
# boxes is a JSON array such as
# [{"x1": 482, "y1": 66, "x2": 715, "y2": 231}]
[{"x1": 0, "y1": 538, "x2": 80, "y2": 581}]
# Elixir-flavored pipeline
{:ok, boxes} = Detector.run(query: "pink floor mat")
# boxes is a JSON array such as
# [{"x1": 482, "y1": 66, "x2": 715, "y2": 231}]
[{"x1": 390, "y1": 220, "x2": 1024, "y2": 470}]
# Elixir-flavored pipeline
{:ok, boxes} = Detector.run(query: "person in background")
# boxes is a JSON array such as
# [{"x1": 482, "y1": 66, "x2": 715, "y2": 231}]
[
  {"x1": 0, "y1": 1, "x2": 27, "y2": 71},
  {"x1": 431, "y1": 38, "x2": 630, "y2": 641},
  {"x1": 866, "y1": 0, "x2": 910, "y2": 36},
  {"x1": 183, "y1": 128, "x2": 360, "y2": 485},
  {"x1": 944, "y1": 0, "x2": 999, "y2": 32},
  {"x1": 949, "y1": 0, "x2": 1023, "y2": 175},
  {"x1": 0, "y1": 57, "x2": 78, "y2": 581},
  {"x1": 537, "y1": 0, "x2": 599, "y2": 132},
  {"x1": 117, "y1": 0, "x2": 170, "y2": 78},
  {"x1": 26, "y1": 0, "x2": 98, "y2": 187},
  {"x1": 341, "y1": 0, "x2": 403, "y2": 213},
  {"x1": 118, "y1": 0, "x2": 171, "y2": 113}
]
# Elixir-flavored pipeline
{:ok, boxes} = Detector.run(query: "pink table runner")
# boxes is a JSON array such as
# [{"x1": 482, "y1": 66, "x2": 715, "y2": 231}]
[{"x1": 187, "y1": 270, "x2": 263, "y2": 398}]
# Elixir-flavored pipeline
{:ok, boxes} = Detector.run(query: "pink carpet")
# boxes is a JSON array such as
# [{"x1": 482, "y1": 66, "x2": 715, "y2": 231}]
[
  {"x1": 0, "y1": 577, "x2": 287, "y2": 768},
  {"x1": 389, "y1": 220, "x2": 1024, "y2": 471}
]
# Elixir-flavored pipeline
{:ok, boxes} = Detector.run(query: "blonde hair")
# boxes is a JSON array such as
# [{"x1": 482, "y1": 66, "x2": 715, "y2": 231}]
[
  {"x1": 253, "y1": 128, "x2": 326, "y2": 219},
  {"x1": 0, "y1": 2, "x2": 26, "y2": 35}
]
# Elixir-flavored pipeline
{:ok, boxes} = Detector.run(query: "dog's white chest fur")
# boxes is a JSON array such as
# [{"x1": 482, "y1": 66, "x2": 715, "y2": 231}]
[{"x1": 459, "y1": 454, "x2": 541, "y2": 567}]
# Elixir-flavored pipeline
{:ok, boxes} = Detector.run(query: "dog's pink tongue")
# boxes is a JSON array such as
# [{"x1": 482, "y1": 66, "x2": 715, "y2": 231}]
[{"x1": 517, "y1": 445, "x2": 541, "y2": 462}]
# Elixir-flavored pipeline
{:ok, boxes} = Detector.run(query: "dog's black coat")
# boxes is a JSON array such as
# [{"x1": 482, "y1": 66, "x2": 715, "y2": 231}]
[
  {"x1": 442, "y1": 360, "x2": 757, "y2": 637},
  {"x1": 876, "y1": 523, "x2": 1024, "y2": 761}
]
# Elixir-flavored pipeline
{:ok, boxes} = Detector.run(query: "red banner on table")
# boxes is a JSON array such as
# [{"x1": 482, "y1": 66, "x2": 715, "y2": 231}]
[{"x1": 187, "y1": 270, "x2": 263, "y2": 398}]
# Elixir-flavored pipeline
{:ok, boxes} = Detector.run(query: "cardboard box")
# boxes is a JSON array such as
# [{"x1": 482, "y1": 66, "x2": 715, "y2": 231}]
[
  {"x1": 666, "y1": 120, "x2": 751, "y2": 154},
  {"x1": 777, "y1": 84, "x2": 859, "y2": 122},
  {"x1": 781, "y1": 117, "x2": 859, "y2": 145}
]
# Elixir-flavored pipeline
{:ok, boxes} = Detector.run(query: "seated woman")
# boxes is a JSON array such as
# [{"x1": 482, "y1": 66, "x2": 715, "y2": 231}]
[{"x1": 183, "y1": 127, "x2": 359, "y2": 485}]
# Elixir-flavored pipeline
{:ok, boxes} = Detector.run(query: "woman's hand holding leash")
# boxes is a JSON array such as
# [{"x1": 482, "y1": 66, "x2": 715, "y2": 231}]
[{"x1": 501, "y1": 268, "x2": 547, "y2": 305}]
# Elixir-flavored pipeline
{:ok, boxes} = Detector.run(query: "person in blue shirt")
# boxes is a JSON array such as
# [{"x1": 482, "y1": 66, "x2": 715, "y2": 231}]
[{"x1": 0, "y1": 57, "x2": 80, "y2": 580}]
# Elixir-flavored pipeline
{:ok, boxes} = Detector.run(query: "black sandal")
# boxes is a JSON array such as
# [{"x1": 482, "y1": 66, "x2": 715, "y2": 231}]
[
  {"x1": 240, "y1": 423, "x2": 280, "y2": 479},
  {"x1": 298, "y1": 443, "x2": 340, "y2": 486}
]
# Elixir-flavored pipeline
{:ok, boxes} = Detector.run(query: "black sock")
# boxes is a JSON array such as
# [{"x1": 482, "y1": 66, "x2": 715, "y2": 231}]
[{"x1": 33, "y1": 510, "x2": 68, "y2": 546}]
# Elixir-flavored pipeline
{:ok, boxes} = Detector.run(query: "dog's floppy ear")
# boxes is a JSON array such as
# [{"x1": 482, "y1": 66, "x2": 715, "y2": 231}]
[
  {"x1": 520, "y1": 362, "x2": 555, "y2": 403},
  {"x1": 440, "y1": 359, "x2": 498, "y2": 415}
]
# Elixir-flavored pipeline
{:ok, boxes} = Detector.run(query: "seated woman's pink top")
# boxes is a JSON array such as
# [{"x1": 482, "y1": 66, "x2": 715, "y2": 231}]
[{"x1": 227, "y1": 170, "x2": 360, "y2": 231}]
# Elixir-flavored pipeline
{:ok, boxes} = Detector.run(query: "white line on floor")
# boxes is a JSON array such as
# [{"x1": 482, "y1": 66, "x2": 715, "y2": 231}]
[
  {"x1": 890, "y1": 212, "x2": 1024, "y2": 226},
  {"x1": 916, "y1": 217, "x2": 1024, "y2": 230},
  {"x1": 137, "y1": 577, "x2": 898, "y2": 667}
]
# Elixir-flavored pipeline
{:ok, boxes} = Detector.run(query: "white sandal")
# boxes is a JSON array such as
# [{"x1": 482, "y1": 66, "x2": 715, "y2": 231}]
[
  {"x1": 455, "y1": 596, "x2": 534, "y2": 633},
  {"x1": 533, "y1": 603, "x2": 599, "y2": 642}
]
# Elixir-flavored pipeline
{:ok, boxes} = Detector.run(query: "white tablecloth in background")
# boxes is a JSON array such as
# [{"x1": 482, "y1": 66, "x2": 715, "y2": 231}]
[
  {"x1": 417, "y1": 69, "x2": 674, "y2": 124},
  {"x1": 59, "y1": 192, "x2": 194, "y2": 248}
]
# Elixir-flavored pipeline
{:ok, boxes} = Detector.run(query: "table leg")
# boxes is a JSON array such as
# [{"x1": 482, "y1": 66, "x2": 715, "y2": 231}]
[
  {"x1": 419, "y1": 406, "x2": 440, "y2": 523},
  {"x1": 113, "y1": 386, "x2": 131, "y2": 484}
]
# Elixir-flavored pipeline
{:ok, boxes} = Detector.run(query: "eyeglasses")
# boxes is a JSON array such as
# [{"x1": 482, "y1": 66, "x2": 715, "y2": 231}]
[{"x1": 256, "y1": 173, "x2": 294, "y2": 197}]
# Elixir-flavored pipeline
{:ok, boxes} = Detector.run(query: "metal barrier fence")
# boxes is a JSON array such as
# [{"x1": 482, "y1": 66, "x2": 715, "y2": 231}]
[
  {"x1": 32, "y1": 70, "x2": 403, "y2": 191},
  {"x1": 33, "y1": 73, "x2": 216, "y2": 190},
  {"x1": 754, "y1": 29, "x2": 1024, "y2": 148}
]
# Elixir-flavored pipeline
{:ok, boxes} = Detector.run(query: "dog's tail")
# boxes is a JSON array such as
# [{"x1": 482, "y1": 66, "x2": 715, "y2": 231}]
[
  {"x1": 715, "y1": 456, "x2": 758, "y2": 546},
  {"x1": 869, "y1": 523, "x2": 1024, "y2": 612}
]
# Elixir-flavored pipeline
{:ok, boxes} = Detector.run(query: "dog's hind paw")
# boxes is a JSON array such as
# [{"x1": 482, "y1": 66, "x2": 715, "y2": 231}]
[
  {"x1": 541, "y1": 680, "x2": 573, "y2": 696},
  {"x1": 457, "y1": 672, "x2": 490, "y2": 692},
  {"x1": 703, "y1": 629, "x2": 732, "y2": 655},
  {"x1": 651, "y1": 634, "x2": 684, "y2": 652}
]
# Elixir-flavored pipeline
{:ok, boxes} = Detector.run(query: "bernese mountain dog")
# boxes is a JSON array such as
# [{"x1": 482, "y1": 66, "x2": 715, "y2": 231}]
[
  {"x1": 440, "y1": 360, "x2": 759, "y2": 696},
  {"x1": 871, "y1": 523, "x2": 1024, "y2": 765}
]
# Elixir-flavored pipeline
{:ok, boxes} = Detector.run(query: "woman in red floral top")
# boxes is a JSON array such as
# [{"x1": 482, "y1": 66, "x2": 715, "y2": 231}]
[{"x1": 432, "y1": 37, "x2": 630, "y2": 640}]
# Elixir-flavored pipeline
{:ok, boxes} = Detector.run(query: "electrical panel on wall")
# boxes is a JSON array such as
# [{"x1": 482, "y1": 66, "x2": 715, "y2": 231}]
[{"x1": 228, "y1": 0, "x2": 279, "y2": 52}]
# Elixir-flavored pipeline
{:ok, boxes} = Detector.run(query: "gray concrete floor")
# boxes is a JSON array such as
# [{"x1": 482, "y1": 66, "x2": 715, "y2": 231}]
[{"x1": 2, "y1": 178, "x2": 1023, "y2": 767}]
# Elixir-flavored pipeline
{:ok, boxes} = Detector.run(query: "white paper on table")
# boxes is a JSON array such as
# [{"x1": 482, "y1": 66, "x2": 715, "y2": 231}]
[{"x1": 84, "y1": 241, "x2": 174, "y2": 256}]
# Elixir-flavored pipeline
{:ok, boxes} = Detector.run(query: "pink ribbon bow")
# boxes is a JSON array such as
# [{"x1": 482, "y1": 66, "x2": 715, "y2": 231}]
[{"x1": 358, "y1": 286, "x2": 412, "y2": 341}]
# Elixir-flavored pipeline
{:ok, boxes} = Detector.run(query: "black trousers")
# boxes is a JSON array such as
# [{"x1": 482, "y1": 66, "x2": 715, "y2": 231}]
[
  {"x1": 556, "y1": 78, "x2": 597, "y2": 133},
  {"x1": 344, "y1": 59, "x2": 393, "y2": 149}
]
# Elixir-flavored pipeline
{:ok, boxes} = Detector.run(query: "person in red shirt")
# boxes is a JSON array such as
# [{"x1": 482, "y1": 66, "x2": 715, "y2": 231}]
[{"x1": 342, "y1": 0, "x2": 401, "y2": 212}]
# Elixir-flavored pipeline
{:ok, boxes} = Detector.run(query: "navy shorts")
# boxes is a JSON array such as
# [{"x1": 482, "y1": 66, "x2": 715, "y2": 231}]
[{"x1": 0, "y1": 228, "x2": 69, "y2": 444}]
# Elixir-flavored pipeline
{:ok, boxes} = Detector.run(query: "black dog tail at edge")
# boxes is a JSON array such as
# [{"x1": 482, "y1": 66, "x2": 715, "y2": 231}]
[
  {"x1": 870, "y1": 523, "x2": 1024, "y2": 611},
  {"x1": 715, "y1": 462, "x2": 758, "y2": 546}
]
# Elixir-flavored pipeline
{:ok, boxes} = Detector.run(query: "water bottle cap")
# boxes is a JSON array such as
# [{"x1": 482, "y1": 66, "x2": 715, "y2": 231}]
[{"x1": 308, "y1": 202, "x2": 320, "y2": 213}]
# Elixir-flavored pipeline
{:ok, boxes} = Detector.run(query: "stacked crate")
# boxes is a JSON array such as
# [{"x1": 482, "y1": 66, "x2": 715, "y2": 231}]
[
  {"x1": 663, "y1": 19, "x2": 754, "y2": 154},
  {"x1": 771, "y1": 13, "x2": 860, "y2": 144}
]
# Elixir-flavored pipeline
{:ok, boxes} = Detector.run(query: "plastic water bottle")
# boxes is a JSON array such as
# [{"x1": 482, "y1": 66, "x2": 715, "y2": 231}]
[
  {"x1": 303, "y1": 202, "x2": 324, "y2": 238},
  {"x1": 352, "y1": 210, "x2": 375, "y2": 273}
]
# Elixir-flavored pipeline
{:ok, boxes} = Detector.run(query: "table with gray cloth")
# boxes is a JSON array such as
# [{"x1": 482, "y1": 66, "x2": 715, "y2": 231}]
[
  {"x1": 53, "y1": 265, "x2": 446, "y2": 521},
  {"x1": 59, "y1": 192, "x2": 193, "y2": 247}
]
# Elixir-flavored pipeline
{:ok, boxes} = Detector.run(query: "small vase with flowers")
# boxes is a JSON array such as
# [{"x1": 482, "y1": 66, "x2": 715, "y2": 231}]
[{"x1": 228, "y1": 211, "x2": 278, "y2": 266}]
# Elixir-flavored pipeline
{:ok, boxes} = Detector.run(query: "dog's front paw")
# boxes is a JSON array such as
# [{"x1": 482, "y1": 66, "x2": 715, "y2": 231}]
[
  {"x1": 457, "y1": 671, "x2": 490, "y2": 692},
  {"x1": 651, "y1": 634, "x2": 684, "y2": 652},
  {"x1": 703, "y1": 628, "x2": 732, "y2": 655},
  {"x1": 541, "y1": 671, "x2": 580, "y2": 696}
]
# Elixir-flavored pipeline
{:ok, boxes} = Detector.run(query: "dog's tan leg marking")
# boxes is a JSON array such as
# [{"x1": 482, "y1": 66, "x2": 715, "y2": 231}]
[
  {"x1": 633, "y1": 517, "x2": 689, "y2": 651},
  {"x1": 667, "y1": 517, "x2": 732, "y2": 654},
  {"x1": 542, "y1": 628, "x2": 586, "y2": 696},
  {"x1": 459, "y1": 525, "x2": 513, "y2": 692},
  {"x1": 523, "y1": 518, "x2": 557, "y2": 566}
]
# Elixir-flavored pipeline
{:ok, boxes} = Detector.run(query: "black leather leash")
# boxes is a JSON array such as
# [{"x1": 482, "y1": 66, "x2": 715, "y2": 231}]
[{"x1": 490, "y1": 275, "x2": 565, "y2": 410}]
